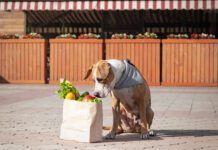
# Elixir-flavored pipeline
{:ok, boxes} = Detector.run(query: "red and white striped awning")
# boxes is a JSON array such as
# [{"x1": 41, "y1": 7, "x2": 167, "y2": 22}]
[{"x1": 0, "y1": 0, "x2": 217, "y2": 11}]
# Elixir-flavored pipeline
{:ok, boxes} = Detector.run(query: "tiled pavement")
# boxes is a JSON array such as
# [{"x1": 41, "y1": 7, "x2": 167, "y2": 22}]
[{"x1": 0, "y1": 84, "x2": 218, "y2": 150}]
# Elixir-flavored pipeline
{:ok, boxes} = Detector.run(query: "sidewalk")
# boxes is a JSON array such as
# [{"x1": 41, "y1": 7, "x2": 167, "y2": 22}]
[{"x1": 0, "y1": 84, "x2": 218, "y2": 150}]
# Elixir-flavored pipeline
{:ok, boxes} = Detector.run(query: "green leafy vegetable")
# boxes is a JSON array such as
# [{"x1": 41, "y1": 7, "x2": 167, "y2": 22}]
[
  {"x1": 56, "y1": 80, "x2": 102, "y2": 103},
  {"x1": 56, "y1": 79, "x2": 80, "y2": 99},
  {"x1": 95, "y1": 98, "x2": 102, "y2": 103}
]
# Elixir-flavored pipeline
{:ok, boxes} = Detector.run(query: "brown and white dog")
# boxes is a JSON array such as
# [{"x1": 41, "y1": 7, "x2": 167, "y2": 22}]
[{"x1": 84, "y1": 59, "x2": 154, "y2": 139}]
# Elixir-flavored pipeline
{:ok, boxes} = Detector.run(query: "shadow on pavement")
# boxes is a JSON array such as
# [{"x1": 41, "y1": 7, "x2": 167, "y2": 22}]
[
  {"x1": 103, "y1": 129, "x2": 218, "y2": 142},
  {"x1": 157, "y1": 129, "x2": 218, "y2": 137},
  {"x1": 0, "y1": 76, "x2": 9, "y2": 83},
  {"x1": 103, "y1": 133, "x2": 163, "y2": 142}
]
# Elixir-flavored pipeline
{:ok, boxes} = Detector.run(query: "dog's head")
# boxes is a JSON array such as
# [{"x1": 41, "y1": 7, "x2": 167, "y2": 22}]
[{"x1": 84, "y1": 60, "x2": 115, "y2": 98}]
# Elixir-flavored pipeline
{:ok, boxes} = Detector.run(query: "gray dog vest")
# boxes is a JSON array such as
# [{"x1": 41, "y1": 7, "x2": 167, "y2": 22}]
[{"x1": 114, "y1": 60, "x2": 145, "y2": 89}]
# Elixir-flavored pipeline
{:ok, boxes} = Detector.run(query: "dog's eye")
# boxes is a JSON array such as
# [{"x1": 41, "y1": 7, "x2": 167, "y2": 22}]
[{"x1": 96, "y1": 78, "x2": 103, "y2": 82}]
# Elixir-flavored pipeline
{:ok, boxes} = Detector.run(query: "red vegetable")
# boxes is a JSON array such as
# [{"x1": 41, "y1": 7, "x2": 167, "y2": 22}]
[{"x1": 82, "y1": 95, "x2": 96, "y2": 102}]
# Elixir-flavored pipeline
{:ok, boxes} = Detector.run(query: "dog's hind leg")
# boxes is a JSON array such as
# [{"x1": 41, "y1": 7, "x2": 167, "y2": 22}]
[
  {"x1": 146, "y1": 107, "x2": 156, "y2": 136},
  {"x1": 146, "y1": 107, "x2": 154, "y2": 128},
  {"x1": 139, "y1": 97, "x2": 150, "y2": 139}
]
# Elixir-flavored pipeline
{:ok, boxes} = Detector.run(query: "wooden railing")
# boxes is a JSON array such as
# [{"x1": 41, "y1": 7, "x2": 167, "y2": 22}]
[
  {"x1": 162, "y1": 39, "x2": 218, "y2": 86},
  {"x1": 0, "y1": 39, "x2": 47, "y2": 83},
  {"x1": 1, "y1": 38, "x2": 217, "y2": 87},
  {"x1": 106, "y1": 39, "x2": 161, "y2": 85},
  {"x1": 49, "y1": 39, "x2": 103, "y2": 84}
]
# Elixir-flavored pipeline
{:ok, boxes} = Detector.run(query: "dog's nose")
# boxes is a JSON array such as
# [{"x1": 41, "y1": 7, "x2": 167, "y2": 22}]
[{"x1": 94, "y1": 92, "x2": 100, "y2": 98}]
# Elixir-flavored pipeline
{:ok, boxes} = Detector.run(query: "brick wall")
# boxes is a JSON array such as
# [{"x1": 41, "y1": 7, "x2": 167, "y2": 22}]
[{"x1": 0, "y1": 11, "x2": 26, "y2": 34}]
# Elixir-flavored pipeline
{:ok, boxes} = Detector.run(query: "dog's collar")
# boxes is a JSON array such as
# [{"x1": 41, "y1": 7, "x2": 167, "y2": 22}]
[
  {"x1": 114, "y1": 60, "x2": 126, "y2": 89},
  {"x1": 114, "y1": 59, "x2": 144, "y2": 89}
]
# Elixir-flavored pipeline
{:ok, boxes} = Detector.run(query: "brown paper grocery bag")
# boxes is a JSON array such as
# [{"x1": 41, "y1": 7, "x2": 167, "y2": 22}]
[{"x1": 60, "y1": 100, "x2": 103, "y2": 143}]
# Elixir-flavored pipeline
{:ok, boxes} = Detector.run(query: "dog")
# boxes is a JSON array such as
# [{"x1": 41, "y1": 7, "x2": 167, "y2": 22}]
[{"x1": 84, "y1": 59, "x2": 154, "y2": 139}]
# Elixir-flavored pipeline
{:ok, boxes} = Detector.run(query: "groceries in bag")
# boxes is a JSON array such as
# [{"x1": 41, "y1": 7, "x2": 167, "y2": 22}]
[
  {"x1": 56, "y1": 79, "x2": 103, "y2": 143},
  {"x1": 56, "y1": 79, "x2": 102, "y2": 103}
]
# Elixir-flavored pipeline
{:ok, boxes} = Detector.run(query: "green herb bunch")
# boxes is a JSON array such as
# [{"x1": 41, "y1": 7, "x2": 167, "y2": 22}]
[{"x1": 56, "y1": 79, "x2": 80, "y2": 99}]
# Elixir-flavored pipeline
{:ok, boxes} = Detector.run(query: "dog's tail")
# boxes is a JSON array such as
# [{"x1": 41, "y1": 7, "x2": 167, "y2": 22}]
[{"x1": 103, "y1": 126, "x2": 111, "y2": 130}]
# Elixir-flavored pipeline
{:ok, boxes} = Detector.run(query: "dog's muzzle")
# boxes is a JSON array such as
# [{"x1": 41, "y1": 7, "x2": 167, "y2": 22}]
[{"x1": 94, "y1": 83, "x2": 111, "y2": 98}]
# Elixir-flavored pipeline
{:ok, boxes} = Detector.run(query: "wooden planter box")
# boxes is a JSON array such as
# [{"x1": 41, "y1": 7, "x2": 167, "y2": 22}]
[
  {"x1": 162, "y1": 39, "x2": 218, "y2": 86},
  {"x1": 0, "y1": 39, "x2": 47, "y2": 84},
  {"x1": 49, "y1": 39, "x2": 103, "y2": 84},
  {"x1": 106, "y1": 39, "x2": 161, "y2": 86}
]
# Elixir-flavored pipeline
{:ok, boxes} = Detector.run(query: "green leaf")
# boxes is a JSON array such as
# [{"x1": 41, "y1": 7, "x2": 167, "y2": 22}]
[
  {"x1": 95, "y1": 98, "x2": 102, "y2": 103},
  {"x1": 56, "y1": 79, "x2": 80, "y2": 100},
  {"x1": 87, "y1": 99, "x2": 95, "y2": 102}
]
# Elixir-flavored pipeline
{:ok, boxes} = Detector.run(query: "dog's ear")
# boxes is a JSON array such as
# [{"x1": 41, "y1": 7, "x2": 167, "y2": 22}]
[
  {"x1": 98, "y1": 62, "x2": 111, "y2": 79},
  {"x1": 83, "y1": 65, "x2": 93, "y2": 80}
]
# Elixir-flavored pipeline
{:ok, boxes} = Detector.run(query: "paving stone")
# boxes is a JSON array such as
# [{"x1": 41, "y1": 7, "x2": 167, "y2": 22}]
[{"x1": 0, "y1": 84, "x2": 218, "y2": 150}]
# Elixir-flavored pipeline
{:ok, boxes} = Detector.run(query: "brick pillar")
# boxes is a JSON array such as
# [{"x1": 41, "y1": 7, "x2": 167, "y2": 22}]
[{"x1": 0, "y1": 11, "x2": 26, "y2": 34}]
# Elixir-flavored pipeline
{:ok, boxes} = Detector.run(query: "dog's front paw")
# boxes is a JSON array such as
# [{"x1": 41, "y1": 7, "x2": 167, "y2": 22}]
[
  {"x1": 104, "y1": 132, "x2": 116, "y2": 140},
  {"x1": 140, "y1": 133, "x2": 150, "y2": 139}
]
